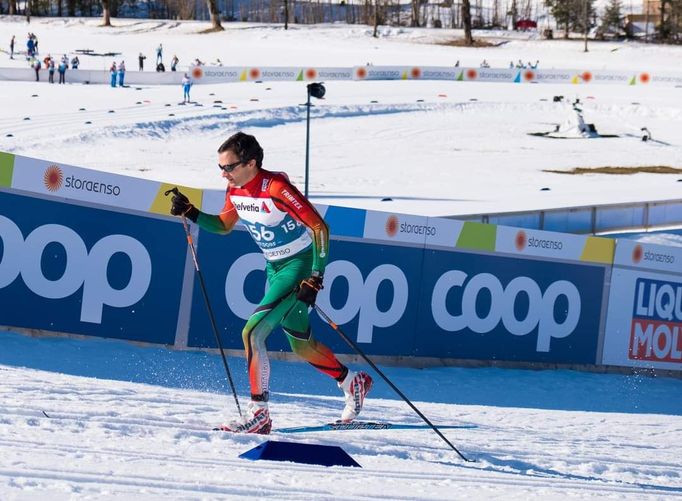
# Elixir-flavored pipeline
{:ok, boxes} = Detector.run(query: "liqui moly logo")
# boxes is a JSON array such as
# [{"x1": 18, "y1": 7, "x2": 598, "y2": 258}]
[{"x1": 629, "y1": 278, "x2": 682, "y2": 363}]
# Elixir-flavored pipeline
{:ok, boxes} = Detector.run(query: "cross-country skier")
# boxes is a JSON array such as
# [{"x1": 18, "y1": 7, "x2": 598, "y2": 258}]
[{"x1": 169, "y1": 132, "x2": 372, "y2": 434}]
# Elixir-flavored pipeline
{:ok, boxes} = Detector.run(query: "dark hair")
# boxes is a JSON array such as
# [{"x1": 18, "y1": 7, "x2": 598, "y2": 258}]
[{"x1": 218, "y1": 132, "x2": 264, "y2": 168}]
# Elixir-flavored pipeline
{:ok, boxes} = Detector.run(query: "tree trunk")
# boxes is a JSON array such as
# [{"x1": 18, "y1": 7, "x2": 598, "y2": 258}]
[
  {"x1": 462, "y1": 0, "x2": 473, "y2": 45},
  {"x1": 207, "y1": 0, "x2": 224, "y2": 30},
  {"x1": 101, "y1": 0, "x2": 111, "y2": 26},
  {"x1": 373, "y1": 0, "x2": 379, "y2": 37},
  {"x1": 410, "y1": 0, "x2": 419, "y2": 27},
  {"x1": 284, "y1": 0, "x2": 289, "y2": 29}
]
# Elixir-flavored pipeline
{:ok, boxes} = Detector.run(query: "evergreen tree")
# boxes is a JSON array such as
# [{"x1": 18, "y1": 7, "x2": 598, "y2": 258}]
[{"x1": 601, "y1": 0, "x2": 623, "y2": 33}]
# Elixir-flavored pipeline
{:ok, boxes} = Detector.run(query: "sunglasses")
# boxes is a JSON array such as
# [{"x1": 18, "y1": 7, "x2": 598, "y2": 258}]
[{"x1": 218, "y1": 160, "x2": 242, "y2": 173}]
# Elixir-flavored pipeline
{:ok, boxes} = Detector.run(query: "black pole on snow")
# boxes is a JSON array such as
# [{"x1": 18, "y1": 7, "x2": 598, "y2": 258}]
[
  {"x1": 166, "y1": 188, "x2": 242, "y2": 418},
  {"x1": 314, "y1": 304, "x2": 474, "y2": 462},
  {"x1": 304, "y1": 82, "x2": 325, "y2": 198}
]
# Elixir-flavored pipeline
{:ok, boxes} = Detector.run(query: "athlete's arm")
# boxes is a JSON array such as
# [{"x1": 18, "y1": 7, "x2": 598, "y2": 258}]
[
  {"x1": 195, "y1": 194, "x2": 239, "y2": 234},
  {"x1": 270, "y1": 178, "x2": 329, "y2": 275}
]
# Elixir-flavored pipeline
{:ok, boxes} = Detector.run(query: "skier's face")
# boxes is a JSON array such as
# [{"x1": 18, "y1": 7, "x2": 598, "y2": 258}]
[{"x1": 218, "y1": 150, "x2": 256, "y2": 188}]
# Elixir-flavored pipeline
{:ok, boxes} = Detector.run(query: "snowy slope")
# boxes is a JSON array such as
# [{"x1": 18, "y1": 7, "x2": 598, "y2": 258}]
[
  {"x1": 1, "y1": 17, "x2": 682, "y2": 499},
  {"x1": 2, "y1": 18, "x2": 682, "y2": 218},
  {"x1": 1, "y1": 331, "x2": 681, "y2": 499}
]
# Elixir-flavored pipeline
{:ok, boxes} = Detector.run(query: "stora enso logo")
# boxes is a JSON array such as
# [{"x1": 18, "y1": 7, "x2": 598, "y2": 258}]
[
  {"x1": 43, "y1": 165, "x2": 64, "y2": 192},
  {"x1": 385, "y1": 215, "x2": 399, "y2": 237}
]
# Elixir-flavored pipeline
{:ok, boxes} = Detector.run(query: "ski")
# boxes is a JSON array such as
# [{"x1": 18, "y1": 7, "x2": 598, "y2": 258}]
[{"x1": 274, "y1": 421, "x2": 478, "y2": 434}]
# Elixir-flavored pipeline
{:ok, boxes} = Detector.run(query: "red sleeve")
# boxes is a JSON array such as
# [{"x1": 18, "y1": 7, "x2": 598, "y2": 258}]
[{"x1": 269, "y1": 177, "x2": 329, "y2": 274}]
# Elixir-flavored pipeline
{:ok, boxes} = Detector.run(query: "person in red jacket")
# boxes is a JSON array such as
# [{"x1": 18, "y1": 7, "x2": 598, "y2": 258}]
[{"x1": 170, "y1": 132, "x2": 372, "y2": 434}]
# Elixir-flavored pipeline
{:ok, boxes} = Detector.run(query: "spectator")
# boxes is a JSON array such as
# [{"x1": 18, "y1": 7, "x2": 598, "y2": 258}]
[
  {"x1": 480, "y1": 59, "x2": 490, "y2": 68},
  {"x1": 171, "y1": 54, "x2": 179, "y2": 71},
  {"x1": 48, "y1": 58, "x2": 55, "y2": 83},
  {"x1": 70, "y1": 56, "x2": 80, "y2": 69},
  {"x1": 193, "y1": 57, "x2": 204, "y2": 66},
  {"x1": 10, "y1": 35, "x2": 15, "y2": 59},
  {"x1": 32, "y1": 58, "x2": 41, "y2": 81},
  {"x1": 156, "y1": 43, "x2": 163, "y2": 65},
  {"x1": 118, "y1": 60, "x2": 126, "y2": 87},
  {"x1": 454, "y1": 60, "x2": 460, "y2": 67},
  {"x1": 182, "y1": 73, "x2": 192, "y2": 103},
  {"x1": 58, "y1": 59, "x2": 66, "y2": 84},
  {"x1": 61, "y1": 54, "x2": 69, "y2": 68},
  {"x1": 26, "y1": 35, "x2": 35, "y2": 58},
  {"x1": 110, "y1": 61, "x2": 117, "y2": 87},
  {"x1": 509, "y1": 60, "x2": 514, "y2": 69},
  {"x1": 138, "y1": 52, "x2": 146, "y2": 71}
]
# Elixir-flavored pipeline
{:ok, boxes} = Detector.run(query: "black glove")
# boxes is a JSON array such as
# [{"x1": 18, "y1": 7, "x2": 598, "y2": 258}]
[
  {"x1": 297, "y1": 275, "x2": 323, "y2": 306},
  {"x1": 170, "y1": 190, "x2": 199, "y2": 222}
]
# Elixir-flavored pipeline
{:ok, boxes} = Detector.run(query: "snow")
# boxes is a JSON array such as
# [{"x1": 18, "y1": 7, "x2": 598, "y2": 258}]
[
  {"x1": 1, "y1": 331, "x2": 681, "y2": 499},
  {"x1": 1, "y1": 16, "x2": 682, "y2": 499}
]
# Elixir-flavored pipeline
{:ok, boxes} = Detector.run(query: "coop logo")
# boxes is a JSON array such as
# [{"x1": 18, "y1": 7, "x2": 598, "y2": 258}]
[
  {"x1": 630, "y1": 278, "x2": 682, "y2": 362},
  {"x1": 431, "y1": 271, "x2": 582, "y2": 352},
  {"x1": 0, "y1": 215, "x2": 151, "y2": 324},
  {"x1": 43, "y1": 165, "x2": 64, "y2": 192},
  {"x1": 225, "y1": 254, "x2": 409, "y2": 343}
]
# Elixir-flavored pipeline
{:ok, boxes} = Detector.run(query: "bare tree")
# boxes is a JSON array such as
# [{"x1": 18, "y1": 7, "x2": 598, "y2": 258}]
[
  {"x1": 207, "y1": 0, "x2": 224, "y2": 30},
  {"x1": 284, "y1": 0, "x2": 289, "y2": 29},
  {"x1": 101, "y1": 0, "x2": 111, "y2": 26},
  {"x1": 510, "y1": 0, "x2": 518, "y2": 29},
  {"x1": 8, "y1": 0, "x2": 17, "y2": 15},
  {"x1": 410, "y1": 0, "x2": 420, "y2": 27},
  {"x1": 462, "y1": 0, "x2": 473, "y2": 45}
]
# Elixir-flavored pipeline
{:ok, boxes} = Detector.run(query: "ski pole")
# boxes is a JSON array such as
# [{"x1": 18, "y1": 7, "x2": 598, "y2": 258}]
[
  {"x1": 314, "y1": 304, "x2": 474, "y2": 462},
  {"x1": 165, "y1": 188, "x2": 242, "y2": 418}
]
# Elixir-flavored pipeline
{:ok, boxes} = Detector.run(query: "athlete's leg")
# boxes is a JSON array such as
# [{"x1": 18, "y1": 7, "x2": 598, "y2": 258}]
[
  {"x1": 282, "y1": 305, "x2": 348, "y2": 383},
  {"x1": 241, "y1": 288, "x2": 297, "y2": 398},
  {"x1": 241, "y1": 253, "x2": 310, "y2": 398}
]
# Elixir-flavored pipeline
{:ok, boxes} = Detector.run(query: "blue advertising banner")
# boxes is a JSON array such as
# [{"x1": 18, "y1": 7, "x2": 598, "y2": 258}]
[
  {"x1": 415, "y1": 249, "x2": 605, "y2": 363},
  {"x1": 0, "y1": 191, "x2": 185, "y2": 344},
  {"x1": 187, "y1": 230, "x2": 423, "y2": 356}
]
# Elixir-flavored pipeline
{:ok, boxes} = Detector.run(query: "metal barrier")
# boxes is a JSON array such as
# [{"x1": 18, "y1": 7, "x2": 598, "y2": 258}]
[{"x1": 454, "y1": 198, "x2": 682, "y2": 235}]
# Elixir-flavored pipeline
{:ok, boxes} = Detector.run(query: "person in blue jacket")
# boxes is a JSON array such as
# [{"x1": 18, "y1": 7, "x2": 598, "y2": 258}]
[
  {"x1": 110, "y1": 61, "x2": 117, "y2": 87},
  {"x1": 118, "y1": 60, "x2": 126, "y2": 87}
]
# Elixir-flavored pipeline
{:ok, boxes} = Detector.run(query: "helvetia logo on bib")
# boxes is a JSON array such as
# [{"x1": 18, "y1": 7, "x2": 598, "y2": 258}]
[{"x1": 44, "y1": 165, "x2": 64, "y2": 192}]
